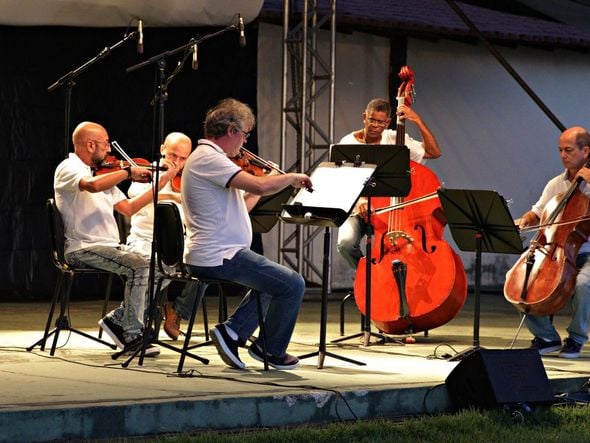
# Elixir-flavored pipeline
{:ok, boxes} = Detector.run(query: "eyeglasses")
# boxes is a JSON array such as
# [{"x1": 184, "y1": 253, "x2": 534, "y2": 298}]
[
  {"x1": 238, "y1": 128, "x2": 250, "y2": 140},
  {"x1": 366, "y1": 117, "x2": 389, "y2": 127},
  {"x1": 91, "y1": 140, "x2": 111, "y2": 148}
]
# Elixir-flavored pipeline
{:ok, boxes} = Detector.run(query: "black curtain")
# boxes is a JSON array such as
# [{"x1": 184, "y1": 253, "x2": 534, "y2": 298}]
[{"x1": 0, "y1": 23, "x2": 258, "y2": 300}]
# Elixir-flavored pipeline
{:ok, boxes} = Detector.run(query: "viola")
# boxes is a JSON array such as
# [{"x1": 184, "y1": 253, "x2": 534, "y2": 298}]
[
  {"x1": 353, "y1": 66, "x2": 467, "y2": 336},
  {"x1": 504, "y1": 161, "x2": 590, "y2": 315},
  {"x1": 171, "y1": 172, "x2": 182, "y2": 193}
]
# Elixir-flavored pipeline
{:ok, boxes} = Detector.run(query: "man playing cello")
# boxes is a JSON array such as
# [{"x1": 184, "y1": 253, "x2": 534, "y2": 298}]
[{"x1": 514, "y1": 126, "x2": 590, "y2": 358}]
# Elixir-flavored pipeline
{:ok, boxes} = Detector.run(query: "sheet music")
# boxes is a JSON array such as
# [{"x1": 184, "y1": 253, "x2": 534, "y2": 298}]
[{"x1": 290, "y1": 164, "x2": 376, "y2": 211}]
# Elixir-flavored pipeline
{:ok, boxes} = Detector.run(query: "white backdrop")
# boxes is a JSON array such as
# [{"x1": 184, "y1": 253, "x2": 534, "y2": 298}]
[{"x1": 257, "y1": 23, "x2": 590, "y2": 289}]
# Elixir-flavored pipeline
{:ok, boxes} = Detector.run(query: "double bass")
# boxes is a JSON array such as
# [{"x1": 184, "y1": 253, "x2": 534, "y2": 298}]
[
  {"x1": 353, "y1": 66, "x2": 467, "y2": 336},
  {"x1": 504, "y1": 158, "x2": 590, "y2": 315}
]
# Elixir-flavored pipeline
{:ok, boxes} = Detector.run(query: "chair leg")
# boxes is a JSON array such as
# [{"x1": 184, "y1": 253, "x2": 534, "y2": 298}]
[
  {"x1": 177, "y1": 282, "x2": 209, "y2": 373},
  {"x1": 218, "y1": 284, "x2": 228, "y2": 323},
  {"x1": 27, "y1": 272, "x2": 64, "y2": 352},
  {"x1": 254, "y1": 291, "x2": 269, "y2": 371},
  {"x1": 201, "y1": 296, "x2": 209, "y2": 341},
  {"x1": 98, "y1": 274, "x2": 114, "y2": 339}
]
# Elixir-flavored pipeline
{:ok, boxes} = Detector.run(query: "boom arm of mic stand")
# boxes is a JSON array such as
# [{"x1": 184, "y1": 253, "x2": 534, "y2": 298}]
[
  {"x1": 48, "y1": 31, "x2": 138, "y2": 92},
  {"x1": 125, "y1": 24, "x2": 238, "y2": 74}
]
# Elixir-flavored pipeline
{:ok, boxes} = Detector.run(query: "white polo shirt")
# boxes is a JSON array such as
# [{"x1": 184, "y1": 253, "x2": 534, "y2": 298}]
[{"x1": 182, "y1": 140, "x2": 252, "y2": 267}]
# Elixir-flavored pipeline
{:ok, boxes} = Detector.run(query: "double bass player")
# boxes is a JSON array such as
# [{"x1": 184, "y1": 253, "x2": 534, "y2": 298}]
[
  {"x1": 336, "y1": 98, "x2": 442, "y2": 269},
  {"x1": 512, "y1": 126, "x2": 590, "y2": 358}
]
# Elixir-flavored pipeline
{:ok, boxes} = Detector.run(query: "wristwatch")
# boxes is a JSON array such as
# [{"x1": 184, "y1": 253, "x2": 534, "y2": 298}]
[{"x1": 123, "y1": 166, "x2": 132, "y2": 179}]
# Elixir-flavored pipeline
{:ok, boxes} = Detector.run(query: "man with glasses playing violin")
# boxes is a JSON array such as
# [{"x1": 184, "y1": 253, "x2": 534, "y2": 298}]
[
  {"x1": 337, "y1": 98, "x2": 442, "y2": 269},
  {"x1": 182, "y1": 98, "x2": 313, "y2": 370},
  {"x1": 54, "y1": 121, "x2": 179, "y2": 356}
]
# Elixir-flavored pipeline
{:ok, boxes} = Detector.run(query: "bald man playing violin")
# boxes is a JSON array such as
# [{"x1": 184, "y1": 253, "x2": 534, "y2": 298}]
[
  {"x1": 54, "y1": 121, "x2": 179, "y2": 356},
  {"x1": 125, "y1": 131, "x2": 201, "y2": 341},
  {"x1": 514, "y1": 126, "x2": 590, "y2": 359},
  {"x1": 182, "y1": 98, "x2": 312, "y2": 370}
]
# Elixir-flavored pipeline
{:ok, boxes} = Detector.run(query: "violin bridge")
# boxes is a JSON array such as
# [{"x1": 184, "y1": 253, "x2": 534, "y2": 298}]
[{"x1": 385, "y1": 231, "x2": 413, "y2": 246}]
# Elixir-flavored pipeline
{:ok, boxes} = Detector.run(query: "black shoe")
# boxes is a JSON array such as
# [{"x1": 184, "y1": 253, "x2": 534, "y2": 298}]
[
  {"x1": 559, "y1": 338, "x2": 583, "y2": 359},
  {"x1": 123, "y1": 335, "x2": 160, "y2": 358},
  {"x1": 529, "y1": 337, "x2": 561, "y2": 355},
  {"x1": 210, "y1": 324, "x2": 245, "y2": 369},
  {"x1": 248, "y1": 343, "x2": 300, "y2": 370},
  {"x1": 98, "y1": 316, "x2": 126, "y2": 349}
]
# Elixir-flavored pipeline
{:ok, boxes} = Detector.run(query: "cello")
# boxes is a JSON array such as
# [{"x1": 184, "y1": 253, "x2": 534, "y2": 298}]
[
  {"x1": 504, "y1": 156, "x2": 590, "y2": 316},
  {"x1": 353, "y1": 66, "x2": 468, "y2": 336}
]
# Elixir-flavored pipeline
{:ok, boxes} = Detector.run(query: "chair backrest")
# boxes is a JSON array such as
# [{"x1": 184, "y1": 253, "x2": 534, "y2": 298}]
[
  {"x1": 155, "y1": 202, "x2": 185, "y2": 272},
  {"x1": 114, "y1": 211, "x2": 131, "y2": 244},
  {"x1": 47, "y1": 198, "x2": 67, "y2": 269}
]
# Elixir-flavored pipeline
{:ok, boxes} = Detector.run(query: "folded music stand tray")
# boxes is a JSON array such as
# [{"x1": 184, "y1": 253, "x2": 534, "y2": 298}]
[
  {"x1": 437, "y1": 188, "x2": 523, "y2": 361},
  {"x1": 250, "y1": 187, "x2": 294, "y2": 234},
  {"x1": 329, "y1": 144, "x2": 410, "y2": 346},
  {"x1": 282, "y1": 161, "x2": 376, "y2": 368}
]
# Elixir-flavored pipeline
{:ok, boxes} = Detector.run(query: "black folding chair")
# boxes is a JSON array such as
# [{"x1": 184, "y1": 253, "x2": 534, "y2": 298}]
[
  {"x1": 148, "y1": 202, "x2": 268, "y2": 372},
  {"x1": 27, "y1": 199, "x2": 119, "y2": 355}
]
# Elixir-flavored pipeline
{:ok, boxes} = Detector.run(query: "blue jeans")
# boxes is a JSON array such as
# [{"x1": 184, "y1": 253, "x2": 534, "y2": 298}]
[
  {"x1": 525, "y1": 253, "x2": 590, "y2": 345},
  {"x1": 187, "y1": 248, "x2": 305, "y2": 357},
  {"x1": 66, "y1": 245, "x2": 150, "y2": 340},
  {"x1": 337, "y1": 214, "x2": 368, "y2": 269},
  {"x1": 173, "y1": 281, "x2": 202, "y2": 320}
]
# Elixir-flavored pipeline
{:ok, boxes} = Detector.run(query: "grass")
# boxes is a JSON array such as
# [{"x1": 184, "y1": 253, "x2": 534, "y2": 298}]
[{"x1": 140, "y1": 402, "x2": 590, "y2": 442}]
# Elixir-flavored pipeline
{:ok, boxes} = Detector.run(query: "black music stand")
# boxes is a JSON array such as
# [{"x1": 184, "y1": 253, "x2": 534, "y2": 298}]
[
  {"x1": 281, "y1": 161, "x2": 376, "y2": 368},
  {"x1": 251, "y1": 187, "x2": 294, "y2": 234},
  {"x1": 437, "y1": 188, "x2": 523, "y2": 361},
  {"x1": 329, "y1": 144, "x2": 410, "y2": 346}
]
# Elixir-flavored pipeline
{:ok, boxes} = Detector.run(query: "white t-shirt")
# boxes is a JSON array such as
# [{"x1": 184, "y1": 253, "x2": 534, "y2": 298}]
[
  {"x1": 531, "y1": 170, "x2": 590, "y2": 254},
  {"x1": 54, "y1": 153, "x2": 126, "y2": 255},
  {"x1": 339, "y1": 129, "x2": 426, "y2": 164},
  {"x1": 126, "y1": 179, "x2": 182, "y2": 256},
  {"x1": 182, "y1": 140, "x2": 252, "y2": 267}
]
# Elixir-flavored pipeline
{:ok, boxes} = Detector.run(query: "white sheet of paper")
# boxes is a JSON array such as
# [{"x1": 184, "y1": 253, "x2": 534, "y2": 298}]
[{"x1": 290, "y1": 164, "x2": 376, "y2": 212}]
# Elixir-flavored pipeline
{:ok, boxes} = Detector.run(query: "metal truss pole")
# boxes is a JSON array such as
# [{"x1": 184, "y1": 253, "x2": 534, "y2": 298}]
[{"x1": 278, "y1": 0, "x2": 336, "y2": 289}]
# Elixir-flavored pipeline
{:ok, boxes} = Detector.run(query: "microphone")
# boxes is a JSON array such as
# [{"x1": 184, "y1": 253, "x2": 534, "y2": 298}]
[
  {"x1": 191, "y1": 43, "x2": 198, "y2": 70},
  {"x1": 238, "y1": 14, "x2": 246, "y2": 47},
  {"x1": 137, "y1": 19, "x2": 144, "y2": 54}
]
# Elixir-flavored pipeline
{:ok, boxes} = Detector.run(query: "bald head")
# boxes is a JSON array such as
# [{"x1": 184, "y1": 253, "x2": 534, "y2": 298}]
[
  {"x1": 72, "y1": 122, "x2": 107, "y2": 149},
  {"x1": 162, "y1": 132, "x2": 191, "y2": 151},
  {"x1": 161, "y1": 131, "x2": 192, "y2": 171},
  {"x1": 561, "y1": 126, "x2": 590, "y2": 150}
]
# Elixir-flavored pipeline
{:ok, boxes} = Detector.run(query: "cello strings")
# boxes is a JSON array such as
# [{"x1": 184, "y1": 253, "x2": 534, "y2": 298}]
[{"x1": 519, "y1": 214, "x2": 590, "y2": 234}]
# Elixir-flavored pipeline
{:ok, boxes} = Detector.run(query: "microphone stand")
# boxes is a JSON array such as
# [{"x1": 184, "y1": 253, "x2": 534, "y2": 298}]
[
  {"x1": 47, "y1": 30, "x2": 139, "y2": 159},
  {"x1": 119, "y1": 20, "x2": 240, "y2": 367}
]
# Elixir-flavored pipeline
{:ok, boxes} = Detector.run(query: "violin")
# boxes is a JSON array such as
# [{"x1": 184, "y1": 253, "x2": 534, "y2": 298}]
[
  {"x1": 231, "y1": 147, "x2": 281, "y2": 176},
  {"x1": 92, "y1": 155, "x2": 156, "y2": 176},
  {"x1": 231, "y1": 147, "x2": 314, "y2": 192}
]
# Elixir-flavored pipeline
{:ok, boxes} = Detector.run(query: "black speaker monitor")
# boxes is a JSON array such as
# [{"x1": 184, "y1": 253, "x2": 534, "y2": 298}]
[{"x1": 445, "y1": 349, "x2": 554, "y2": 409}]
